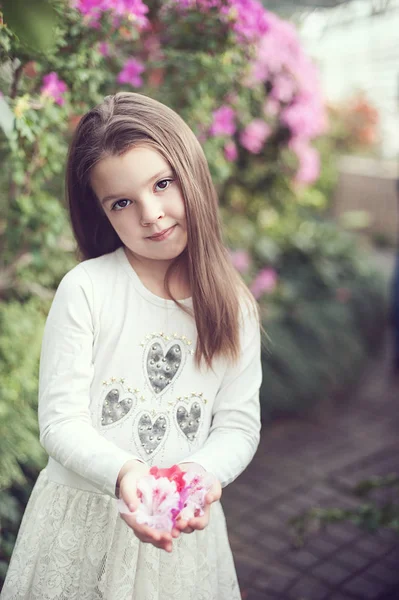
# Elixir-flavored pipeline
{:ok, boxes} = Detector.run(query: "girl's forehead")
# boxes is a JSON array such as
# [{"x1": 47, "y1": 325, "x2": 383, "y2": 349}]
[{"x1": 90, "y1": 146, "x2": 173, "y2": 197}]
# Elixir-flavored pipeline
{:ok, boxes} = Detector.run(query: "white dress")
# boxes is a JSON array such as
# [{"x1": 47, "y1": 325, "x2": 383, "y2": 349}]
[{"x1": 1, "y1": 247, "x2": 262, "y2": 600}]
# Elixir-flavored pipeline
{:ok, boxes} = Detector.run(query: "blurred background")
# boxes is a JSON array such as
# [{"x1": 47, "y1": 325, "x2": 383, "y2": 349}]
[{"x1": 0, "y1": 0, "x2": 398, "y2": 597}]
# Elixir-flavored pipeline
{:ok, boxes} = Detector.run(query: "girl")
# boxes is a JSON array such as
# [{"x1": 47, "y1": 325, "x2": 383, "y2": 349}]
[{"x1": 1, "y1": 92, "x2": 262, "y2": 600}]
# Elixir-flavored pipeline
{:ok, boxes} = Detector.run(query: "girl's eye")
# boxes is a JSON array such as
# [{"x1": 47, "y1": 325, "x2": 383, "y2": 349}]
[
  {"x1": 155, "y1": 178, "x2": 174, "y2": 191},
  {"x1": 112, "y1": 199, "x2": 131, "y2": 211}
]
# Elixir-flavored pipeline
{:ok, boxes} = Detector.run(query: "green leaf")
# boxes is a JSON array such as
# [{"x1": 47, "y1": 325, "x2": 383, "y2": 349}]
[{"x1": 1, "y1": 0, "x2": 59, "y2": 53}]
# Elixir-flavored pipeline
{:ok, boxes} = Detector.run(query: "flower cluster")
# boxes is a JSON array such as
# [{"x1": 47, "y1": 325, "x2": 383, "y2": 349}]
[
  {"x1": 250, "y1": 267, "x2": 278, "y2": 299},
  {"x1": 164, "y1": 0, "x2": 270, "y2": 44},
  {"x1": 117, "y1": 465, "x2": 212, "y2": 532},
  {"x1": 40, "y1": 72, "x2": 68, "y2": 106},
  {"x1": 203, "y1": 5, "x2": 327, "y2": 184},
  {"x1": 117, "y1": 58, "x2": 145, "y2": 87},
  {"x1": 74, "y1": 0, "x2": 149, "y2": 28}
]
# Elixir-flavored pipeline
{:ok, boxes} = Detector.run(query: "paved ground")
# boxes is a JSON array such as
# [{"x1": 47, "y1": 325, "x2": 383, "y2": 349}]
[
  {"x1": 223, "y1": 334, "x2": 399, "y2": 600},
  {"x1": 222, "y1": 252, "x2": 399, "y2": 600}
]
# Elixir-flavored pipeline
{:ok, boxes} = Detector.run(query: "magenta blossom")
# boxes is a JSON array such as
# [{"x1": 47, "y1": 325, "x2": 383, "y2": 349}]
[
  {"x1": 165, "y1": 0, "x2": 269, "y2": 43},
  {"x1": 270, "y1": 73, "x2": 296, "y2": 104},
  {"x1": 98, "y1": 41, "x2": 110, "y2": 56},
  {"x1": 224, "y1": 140, "x2": 238, "y2": 162},
  {"x1": 290, "y1": 140, "x2": 320, "y2": 185},
  {"x1": 240, "y1": 119, "x2": 271, "y2": 154},
  {"x1": 224, "y1": 0, "x2": 270, "y2": 43},
  {"x1": 263, "y1": 98, "x2": 279, "y2": 118},
  {"x1": 209, "y1": 105, "x2": 236, "y2": 137},
  {"x1": 117, "y1": 58, "x2": 145, "y2": 87},
  {"x1": 229, "y1": 249, "x2": 251, "y2": 274},
  {"x1": 282, "y1": 94, "x2": 327, "y2": 141},
  {"x1": 75, "y1": 0, "x2": 148, "y2": 29},
  {"x1": 40, "y1": 72, "x2": 68, "y2": 106},
  {"x1": 250, "y1": 268, "x2": 277, "y2": 299}
]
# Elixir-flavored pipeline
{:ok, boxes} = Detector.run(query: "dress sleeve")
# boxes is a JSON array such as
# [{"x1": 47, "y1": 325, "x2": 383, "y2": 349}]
[
  {"x1": 38, "y1": 266, "x2": 143, "y2": 497},
  {"x1": 179, "y1": 303, "x2": 262, "y2": 488}
]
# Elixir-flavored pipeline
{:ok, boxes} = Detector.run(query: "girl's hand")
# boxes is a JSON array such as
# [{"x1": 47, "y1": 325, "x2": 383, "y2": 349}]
[
  {"x1": 176, "y1": 463, "x2": 222, "y2": 534},
  {"x1": 117, "y1": 460, "x2": 180, "y2": 553}
]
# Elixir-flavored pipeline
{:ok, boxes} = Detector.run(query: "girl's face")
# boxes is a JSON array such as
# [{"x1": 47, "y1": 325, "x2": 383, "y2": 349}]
[{"x1": 90, "y1": 145, "x2": 187, "y2": 267}]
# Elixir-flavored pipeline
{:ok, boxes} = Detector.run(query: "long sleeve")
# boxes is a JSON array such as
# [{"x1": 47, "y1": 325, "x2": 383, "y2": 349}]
[
  {"x1": 180, "y1": 304, "x2": 262, "y2": 488},
  {"x1": 38, "y1": 266, "x2": 142, "y2": 497}
]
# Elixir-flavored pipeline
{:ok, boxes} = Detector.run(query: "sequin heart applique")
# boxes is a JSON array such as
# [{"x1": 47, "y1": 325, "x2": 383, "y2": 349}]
[
  {"x1": 176, "y1": 401, "x2": 201, "y2": 442},
  {"x1": 137, "y1": 413, "x2": 168, "y2": 456},
  {"x1": 146, "y1": 341, "x2": 183, "y2": 394},
  {"x1": 101, "y1": 388, "x2": 134, "y2": 426}
]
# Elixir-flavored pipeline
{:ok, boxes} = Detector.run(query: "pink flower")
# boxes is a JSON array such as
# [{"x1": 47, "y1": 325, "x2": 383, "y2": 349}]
[
  {"x1": 209, "y1": 105, "x2": 236, "y2": 137},
  {"x1": 98, "y1": 41, "x2": 110, "y2": 56},
  {"x1": 263, "y1": 98, "x2": 279, "y2": 117},
  {"x1": 240, "y1": 119, "x2": 271, "y2": 154},
  {"x1": 282, "y1": 95, "x2": 327, "y2": 141},
  {"x1": 250, "y1": 267, "x2": 277, "y2": 299},
  {"x1": 135, "y1": 475, "x2": 181, "y2": 531},
  {"x1": 224, "y1": 140, "x2": 238, "y2": 162},
  {"x1": 117, "y1": 58, "x2": 145, "y2": 87},
  {"x1": 117, "y1": 464, "x2": 212, "y2": 531},
  {"x1": 290, "y1": 140, "x2": 320, "y2": 185},
  {"x1": 75, "y1": 0, "x2": 148, "y2": 28},
  {"x1": 150, "y1": 465, "x2": 186, "y2": 493},
  {"x1": 271, "y1": 73, "x2": 296, "y2": 104},
  {"x1": 223, "y1": 0, "x2": 270, "y2": 43},
  {"x1": 179, "y1": 469, "x2": 212, "y2": 520},
  {"x1": 40, "y1": 72, "x2": 68, "y2": 106},
  {"x1": 229, "y1": 249, "x2": 251, "y2": 273}
]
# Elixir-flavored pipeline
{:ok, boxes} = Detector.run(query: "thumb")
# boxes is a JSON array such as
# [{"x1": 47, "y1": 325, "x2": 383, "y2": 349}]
[{"x1": 120, "y1": 471, "x2": 141, "y2": 512}]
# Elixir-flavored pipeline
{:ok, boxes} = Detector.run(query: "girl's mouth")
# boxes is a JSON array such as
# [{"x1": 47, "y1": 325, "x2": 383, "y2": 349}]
[{"x1": 146, "y1": 225, "x2": 177, "y2": 242}]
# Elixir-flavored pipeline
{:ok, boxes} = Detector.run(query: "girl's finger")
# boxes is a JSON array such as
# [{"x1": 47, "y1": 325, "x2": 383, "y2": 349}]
[
  {"x1": 180, "y1": 526, "x2": 195, "y2": 534},
  {"x1": 188, "y1": 516, "x2": 208, "y2": 531}
]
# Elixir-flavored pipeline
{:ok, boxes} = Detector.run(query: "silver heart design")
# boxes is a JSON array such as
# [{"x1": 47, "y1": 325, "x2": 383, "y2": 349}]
[
  {"x1": 138, "y1": 413, "x2": 167, "y2": 456},
  {"x1": 176, "y1": 402, "x2": 201, "y2": 441},
  {"x1": 101, "y1": 388, "x2": 134, "y2": 426},
  {"x1": 146, "y1": 342, "x2": 182, "y2": 394}
]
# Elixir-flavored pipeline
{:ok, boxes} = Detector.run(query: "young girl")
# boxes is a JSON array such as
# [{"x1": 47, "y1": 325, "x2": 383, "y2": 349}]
[{"x1": 1, "y1": 92, "x2": 262, "y2": 600}]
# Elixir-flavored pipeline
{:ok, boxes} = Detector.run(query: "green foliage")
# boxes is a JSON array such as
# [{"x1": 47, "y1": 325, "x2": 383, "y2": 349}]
[
  {"x1": 1, "y1": 0, "x2": 59, "y2": 54},
  {"x1": 0, "y1": 299, "x2": 47, "y2": 490},
  {"x1": 259, "y1": 275, "x2": 385, "y2": 419},
  {"x1": 253, "y1": 217, "x2": 387, "y2": 418},
  {"x1": 290, "y1": 474, "x2": 399, "y2": 547}
]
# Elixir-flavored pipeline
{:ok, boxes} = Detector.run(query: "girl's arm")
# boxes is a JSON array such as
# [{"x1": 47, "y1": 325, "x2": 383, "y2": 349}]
[
  {"x1": 178, "y1": 304, "x2": 262, "y2": 488},
  {"x1": 38, "y1": 265, "x2": 144, "y2": 498}
]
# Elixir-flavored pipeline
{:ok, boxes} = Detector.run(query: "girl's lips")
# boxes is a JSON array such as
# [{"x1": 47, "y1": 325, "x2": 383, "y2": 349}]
[{"x1": 146, "y1": 225, "x2": 176, "y2": 241}]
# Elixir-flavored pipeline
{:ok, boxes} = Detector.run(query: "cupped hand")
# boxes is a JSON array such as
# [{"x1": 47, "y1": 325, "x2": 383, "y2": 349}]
[
  {"x1": 175, "y1": 463, "x2": 222, "y2": 534},
  {"x1": 118, "y1": 460, "x2": 181, "y2": 552}
]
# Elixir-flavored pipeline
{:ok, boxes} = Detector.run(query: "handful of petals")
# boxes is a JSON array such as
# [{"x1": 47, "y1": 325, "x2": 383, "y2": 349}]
[{"x1": 117, "y1": 464, "x2": 214, "y2": 532}]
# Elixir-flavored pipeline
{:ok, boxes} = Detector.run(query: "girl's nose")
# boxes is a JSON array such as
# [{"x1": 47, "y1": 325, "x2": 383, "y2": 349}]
[{"x1": 140, "y1": 198, "x2": 165, "y2": 226}]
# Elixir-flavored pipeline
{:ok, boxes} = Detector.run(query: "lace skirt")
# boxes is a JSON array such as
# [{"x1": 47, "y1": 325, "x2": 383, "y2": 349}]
[{"x1": 1, "y1": 469, "x2": 240, "y2": 600}]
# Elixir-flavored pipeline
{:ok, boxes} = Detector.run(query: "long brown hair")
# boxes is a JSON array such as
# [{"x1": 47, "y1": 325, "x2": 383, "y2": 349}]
[{"x1": 66, "y1": 92, "x2": 259, "y2": 368}]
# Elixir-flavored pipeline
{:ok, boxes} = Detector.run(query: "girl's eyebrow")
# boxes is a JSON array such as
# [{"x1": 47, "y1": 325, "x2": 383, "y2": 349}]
[{"x1": 100, "y1": 170, "x2": 173, "y2": 205}]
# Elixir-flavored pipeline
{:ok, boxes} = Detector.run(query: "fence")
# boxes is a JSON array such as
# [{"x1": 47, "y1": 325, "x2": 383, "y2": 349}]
[{"x1": 332, "y1": 155, "x2": 398, "y2": 246}]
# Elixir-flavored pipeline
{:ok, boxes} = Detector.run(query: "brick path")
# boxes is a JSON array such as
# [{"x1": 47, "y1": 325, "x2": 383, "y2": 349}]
[{"x1": 222, "y1": 332, "x2": 399, "y2": 600}]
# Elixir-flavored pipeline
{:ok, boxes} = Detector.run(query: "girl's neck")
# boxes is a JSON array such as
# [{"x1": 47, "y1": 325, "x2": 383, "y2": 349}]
[{"x1": 124, "y1": 247, "x2": 191, "y2": 301}]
